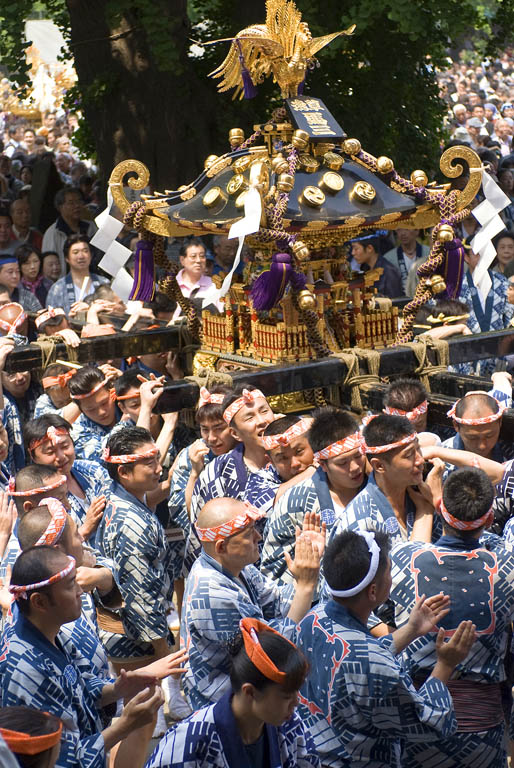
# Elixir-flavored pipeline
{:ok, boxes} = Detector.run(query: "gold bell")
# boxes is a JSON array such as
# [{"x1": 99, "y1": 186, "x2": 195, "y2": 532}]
[
  {"x1": 229, "y1": 128, "x2": 244, "y2": 148},
  {"x1": 204, "y1": 154, "x2": 219, "y2": 169},
  {"x1": 342, "y1": 138, "x2": 361, "y2": 155},
  {"x1": 427, "y1": 275, "x2": 446, "y2": 294},
  {"x1": 291, "y1": 240, "x2": 310, "y2": 261},
  {"x1": 438, "y1": 224, "x2": 454, "y2": 243},
  {"x1": 292, "y1": 129, "x2": 310, "y2": 150},
  {"x1": 411, "y1": 169, "x2": 428, "y2": 187},
  {"x1": 277, "y1": 173, "x2": 294, "y2": 192},
  {"x1": 376, "y1": 156, "x2": 394, "y2": 174},
  {"x1": 298, "y1": 289, "x2": 316, "y2": 310},
  {"x1": 271, "y1": 154, "x2": 289, "y2": 175}
]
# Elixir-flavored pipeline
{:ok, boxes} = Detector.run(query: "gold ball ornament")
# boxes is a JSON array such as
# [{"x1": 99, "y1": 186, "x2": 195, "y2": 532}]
[
  {"x1": 226, "y1": 174, "x2": 248, "y2": 196},
  {"x1": 202, "y1": 187, "x2": 226, "y2": 208},
  {"x1": 292, "y1": 129, "x2": 310, "y2": 150},
  {"x1": 291, "y1": 240, "x2": 310, "y2": 261},
  {"x1": 298, "y1": 289, "x2": 316, "y2": 310},
  {"x1": 228, "y1": 128, "x2": 244, "y2": 147},
  {"x1": 232, "y1": 155, "x2": 252, "y2": 174},
  {"x1": 427, "y1": 275, "x2": 446, "y2": 294},
  {"x1": 277, "y1": 173, "x2": 294, "y2": 192},
  {"x1": 411, "y1": 170, "x2": 428, "y2": 187},
  {"x1": 298, "y1": 154, "x2": 320, "y2": 173},
  {"x1": 204, "y1": 155, "x2": 219, "y2": 169},
  {"x1": 271, "y1": 155, "x2": 289, "y2": 175},
  {"x1": 342, "y1": 138, "x2": 361, "y2": 155},
  {"x1": 301, "y1": 186, "x2": 326, "y2": 207},
  {"x1": 351, "y1": 181, "x2": 376, "y2": 203},
  {"x1": 323, "y1": 151, "x2": 344, "y2": 171},
  {"x1": 376, "y1": 156, "x2": 394, "y2": 174},
  {"x1": 438, "y1": 224, "x2": 454, "y2": 243}
]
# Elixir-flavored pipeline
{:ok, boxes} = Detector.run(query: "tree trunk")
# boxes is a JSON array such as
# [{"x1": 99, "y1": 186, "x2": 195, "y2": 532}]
[{"x1": 65, "y1": 0, "x2": 220, "y2": 191}]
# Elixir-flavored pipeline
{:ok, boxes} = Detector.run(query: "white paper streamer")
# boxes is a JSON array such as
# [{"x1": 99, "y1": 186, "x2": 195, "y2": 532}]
[
  {"x1": 111, "y1": 269, "x2": 134, "y2": 302},
  {"x1": 91, "y1": 188, "x2": 132, "y2": 282},
  {"x1": 471, "y1": 171, "x2": 510, "y2": 301},
  {"x1": 201, "y1": 186, "x2": 262, "y2": 308}
]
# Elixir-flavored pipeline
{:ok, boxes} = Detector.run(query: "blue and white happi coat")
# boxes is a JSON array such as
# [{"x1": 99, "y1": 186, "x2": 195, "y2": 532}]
[
  {"x1": 34, "y1": 391, "x2": 67, "y2": 418},
  {"x1": 3, "y1": 394, "x2": 25, "y2": 475},
  {"x1": 0, "y1": 614, "x2": 114, "y2": 768},
  {"x1": 181, "y1": 551, "x2": 295, "y2": 710},
  {"x1": 71, "y1": 412, "x2": 118, "y2": 462},
  {"x1": 97, "y1": 482, "x2": 173, "y2": 660},
  {"x1": 390, "y1": 533, "x2": 514, "y2": 767},
  {"x1": 167, "y1": 442, "x2": 214, "y2": 580},
  {"x1": 146, "y1": 692, "x2": 320, "y2": 768},
  {"x1": 295, "y1": 600, "x2": 457, "y2": 768},
  {"x1": 67, "y1": 460, "x2": 112, "y2": 547}
]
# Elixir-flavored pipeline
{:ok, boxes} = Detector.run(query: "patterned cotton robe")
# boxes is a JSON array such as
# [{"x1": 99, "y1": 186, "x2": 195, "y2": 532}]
[
  {"x1": 0, "y1": 614, "x2": 114, "y2": 768},
  {"x1": 97, "y1": 482, "x2": 173, "y2": 660},
  {"x1": 295, "y1": 600, "x2": 457, "y2": 768},
  {"x1": 181, "y1": 551, "x2": 294, "y2": 710},
  {"x1": 66, "y1": 459, "x2": 112, "y2": 548},
  {"x1": 71, "y1": 412, "x2": 119, "y2": 462},
  {"x1": 145, "y1": 692, "x2": 320, "y2": 768},
  {"x1": 390, "y1": 533, "x2": 514, "y2": 767}
]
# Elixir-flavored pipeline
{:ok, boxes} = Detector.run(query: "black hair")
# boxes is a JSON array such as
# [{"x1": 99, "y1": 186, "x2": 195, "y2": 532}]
[
  {"x1": 433, "y1": 298, "x2": 470, "y2": 318},
  {"x1": 308, "y1": 407, "x2": 359, "y2": 455},
  {"x1": 54, "y1": 185, "x2": 82, "y2": 211},
  {"x1": 262, "y1": 413, "x2": 304, "y2": 437},
  {"x1": 15, "y1": 243, "x2": 42, "y2": 271},
  {"x1": 227, "y1": 626, "x2": 308, "y2": 694},
  {"x1": 0, "y1": 706, "x2": 62, "y2": 768},
  {"x1": 197, "y1": 384, "x2": 234, "y2": 424},
  {"x1": 442, "y1": 468, "x2": 494, "y2": 531},
  {"x1": 37, "y1": 311, "x2": 67, "y2": 332},
  {"x1": 362, "y1": 413, "x2": 414, "y2": 459},
  {"x1": 383, "y1": 378, "x2": 427, "y2": 412},
  {"x1": 493, "y1": 230, "x2": 514, "y2": 248},
  {"x1": 324, "y1": 529, "x2": 391, "y2": 595},
  {"x1": 114, "y1": 368, "x2": 145, "y2": 397},
  {"x1": 63, "y1": 233, "x2": 90, "y2": 261},
  {"x1": 41, "y1": 250, "x2": 60, "y2": 264},
  {"x1": 24, "y1": 414, "x2": 72, "y2": 457},
  {"x1": 11, "y1": 546, "x2": 68, "y2": 615},
  {"x1": 0, "y1": 283, "x2": 10, "y2": 296},
  {"x1": 18, "y1": 504, "x2": 68, "y2": 552},
  {"x1": 68, "y1": 366, "x2": 106, "y2": 402},
  {"x1": 12, "y1": 464, "x2": 65, "y2": 514},
  {"x1": 148, "y1": 291, "x2": 177, "y2": 315},
  {"x1": 221, "y1": 383, "x2": 269, "y2": 426},
  {"x1": 179, "y1": 237, "x2": 207, "y2": 258},
  {"x1": 455, "y1": 392, "x2": 499, "y2": 420},
  {"x1": 104, "y1": 425, "x2": 154, "y2": 481}
]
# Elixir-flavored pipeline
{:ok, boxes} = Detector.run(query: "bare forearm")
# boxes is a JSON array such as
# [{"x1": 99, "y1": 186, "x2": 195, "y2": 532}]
[
  {"x1": 136, "y1": 405, "x2": 152, "y2": 432},
  {"x1": 156, "y1": 422, "x2": 176, "y2": 462},
  {"x1": 287, "y1": 583, "x2": 316, "y2": 624},
  {"x1": 431, "y1": 447, "x2": 504, "y2": 485},
  {"x1": 410, "y1": 510, "x2": 434, "y2": 543},
  {"x1": 390, "y1": 624, "x2": 417, "y2": 655},
  {"x1": 184, "y1": 473, "x2": 198, "y2": 519}
]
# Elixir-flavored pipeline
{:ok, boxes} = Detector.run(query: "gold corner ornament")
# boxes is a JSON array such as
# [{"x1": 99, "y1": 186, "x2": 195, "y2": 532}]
[{"x1": 208, "y1": 0, "x2": 355, "y2": 99}]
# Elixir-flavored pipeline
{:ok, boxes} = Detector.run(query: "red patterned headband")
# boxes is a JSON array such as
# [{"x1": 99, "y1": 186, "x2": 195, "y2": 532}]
[
  {"x1": 0, "y1": 722, "x2": 63, "y2": 755},
  {"x1": 196, "y1": 501, "x2": 266, "y2": 542},
  {"x1": 115, "y1": 391, "x2": 140, "y2": 402},
  {"x1": 35, "y1": 498, "x2": 68, "y2": 546},
  {"x1": 29, "y1": 426, "x2": 70, "y2": 452},
  {"x1": 102, "y1": 445, "x2": 159, "y2": 464},
  {"x1": 9, "y1": 555, "x2": 75, "y2": 600},
  {"x1": 439, "y1": 498, "x2": 494, "y2": 531},
  {"x1": 240, "y1": 617, "x2": 296, "y2": 684},
  {"x1": 223, "y1": 389, "x2": 267, "y2": 424},
  {"x1": 8, "y1": 474, "x2": 67, "y2": 497},
  {"x1": 262, "y1": 417, "x2": 313, "y2": 451},
  {"x1": 0, "y1": 303, "x2": 27, "y2": 334},
  {"x1": 35, "y1": 306, "x2": 65, "y2": 329},
  {"x1": 71, "y1": 379, "x2": 116, "y2": 401},
  {"x1": 198, "y1": 387, "x2": 225, "y2": 408},
  {"x1": 362, "y1": 431, "x2": 417, "y2": 455},
  {"x1": 447, "y1": 392, "x2": 505, "y2": 425},
  {"x1": 383, "y1": 400, "x2": 428, "y2": 422},
  {"x1": 313, "y1": 431, "x2": 363, "y2": 462},
  {"x1": 41, "y1": 370, "x2": 75, "y2": 389}
]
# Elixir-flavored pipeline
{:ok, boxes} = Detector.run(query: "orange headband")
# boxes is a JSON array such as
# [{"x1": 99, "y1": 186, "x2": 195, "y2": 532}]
[
  {"x1": 8, "y1": 474, "x2": 67, "y2": 497},
  {"x1": 41, "y1": 370, "x2": 75, "y2": 389},
  {"x1": 447, "y1": 392, "x2": 505, "y2": 425},
  {"x1": 9, "y1": 555, "x2": 75, "y2": 600},
  {"x1": 383, "y1": 400, "x2": 428, "y2": 422},
  {"x1": 439, "y1": 498, "x2": 494, "y2": 531},
  {"x1": 102, "y1": 445, "x2": 159, "y2": 464},
  {"x1": 0, "y1": 303, "x2": 27, "y2": 334},
  {"x1": 115, "y1": 392, "x2": 141, "y2": 402},
  {"x1": 313, "y1": 431, "x2": 363, "y2": 461},
  {"x1": 29, "y1": 426, "x2": 69, "y2": 452},
  {"x1": 223, "y1": 389, "x2": 267, "y2": 424},
  {"x1": 196, "y1": 502, "x2": 266, "y2": 542},
  {"x1": 0, "y1": 722, "x2": 62, "y2": 755},
  {"x1": 71, "y1": 379, "x2": 116, "y2": 402},
  {"x1": 35, "y1": 498, "x2": 68, "y2": 547},
  {"x1": 240, "y1": 617, "x2": 296, "y2": 684},
  {"x1": 198, "y1": 387, "x2": 225, "y2": 408},
  {"x1": 35, "y1": 306, "x2": 65, "y2": 329},
  {"x1": 262, "y1": 418, "x2": 313, "y2": 451},
  {"x1": 362, "y1": 431, "x2": 417, "y2": 455}
]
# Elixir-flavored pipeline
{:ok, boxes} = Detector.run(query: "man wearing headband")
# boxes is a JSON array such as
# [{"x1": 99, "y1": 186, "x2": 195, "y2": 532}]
[
  {"x1": 0, "y1": 547, "x2": 164, "y2": 767},
  {"x1": 190, "y1": 384, "x2": 280, "y2": 530},
  {"x1": 69, "y1": 366, "x2": 120, "y2": 461},
  {"x1": 261, "y1": 414, "x2": 314, "y2": 482},
  {"x1": 330, "y1": 414, "x2": 440, "y2": 550},
  {"x1": 297, "y1": 529, "x2": 476, "y2": 767},
  {"x1": 390, "y1": 468, "x2": 514, "y2": 767},
  {"x1": 382, "y1": 377, "x2": 443, "y2": 447},
  {"x1": 0, "y1": 707, "x2": 60, "y2": 768},
  {"x1": 262, "y1": 408, "x2": 367, "y2": 585},
  {"x1": 33, "y1": 363, "x2": 80, "y2": 422},
  {"x1": 182, "y1": 496, "x2": 322, "y2": 709}
]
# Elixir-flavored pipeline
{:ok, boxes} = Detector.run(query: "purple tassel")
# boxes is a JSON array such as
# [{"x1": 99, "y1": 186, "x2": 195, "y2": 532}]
[
  {"x1": 440, "y1": 238, "x2": 465, "y2": 300},
  {"x1": 129, "y1": 240, "x2": 155, "y2": 301},
  {"x1": 236, "y1": 40, "x2": 257, "y2": 99},
  {"x1": 297, "y1": 76, "x2": 305, "y2": 95},
  {"x1": 251, "y1": 253, "x2": 293, "y2": 310}
]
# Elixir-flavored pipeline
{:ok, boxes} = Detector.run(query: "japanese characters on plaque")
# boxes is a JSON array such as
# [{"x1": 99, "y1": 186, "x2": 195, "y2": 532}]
[{"x1": 285, "y1": 96, "x2": 346, "y2": 141}]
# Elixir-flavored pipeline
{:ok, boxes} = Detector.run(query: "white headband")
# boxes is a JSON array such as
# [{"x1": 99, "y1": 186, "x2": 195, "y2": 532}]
[{"x1": 327, "y1": 531, "x2": 380, "y2": 597}]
